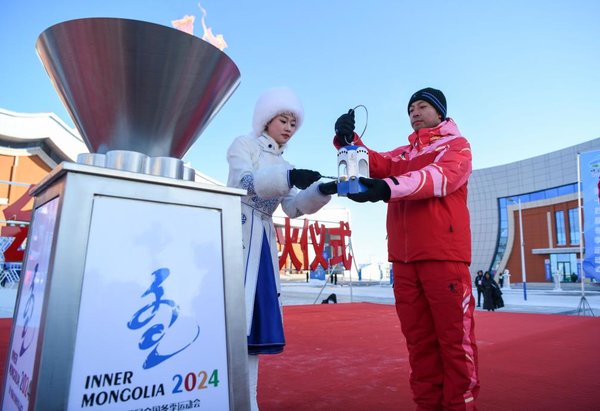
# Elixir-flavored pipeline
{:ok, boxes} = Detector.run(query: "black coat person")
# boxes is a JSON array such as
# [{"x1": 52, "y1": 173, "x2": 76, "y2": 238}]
[{"x1": 482, "y1": 272, "x2": 504, "y2": 311}]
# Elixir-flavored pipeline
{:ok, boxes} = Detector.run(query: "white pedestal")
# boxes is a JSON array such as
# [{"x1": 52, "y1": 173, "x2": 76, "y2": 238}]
[
  {"x1": 1, "y1": 163, "x2": 249, "y2": 410},
  {"x1": 502, "y1": 273, "x2": 511, "y2": 290},
  {"x1": 553, "y1": 273, "x2": 563, "y2": 291}
]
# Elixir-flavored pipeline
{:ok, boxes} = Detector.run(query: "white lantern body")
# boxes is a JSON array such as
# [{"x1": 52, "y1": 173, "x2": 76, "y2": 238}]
[{"x1": 337, "y1": 145, "x2": 369, "y2": 196}]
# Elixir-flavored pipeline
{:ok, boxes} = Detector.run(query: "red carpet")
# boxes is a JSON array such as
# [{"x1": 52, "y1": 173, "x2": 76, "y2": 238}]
[
  {"x1": 259, "y1": 303, "x2": 600, "y2": 411},
  {"x1": 0, "y1": 305, "x2": 599, "y2": 410}
]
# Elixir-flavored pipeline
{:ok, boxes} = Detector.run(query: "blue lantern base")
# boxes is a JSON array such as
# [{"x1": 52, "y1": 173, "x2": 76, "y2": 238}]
[{"x1": 337, "y1": 177, "x2": 368, "y2": 196}]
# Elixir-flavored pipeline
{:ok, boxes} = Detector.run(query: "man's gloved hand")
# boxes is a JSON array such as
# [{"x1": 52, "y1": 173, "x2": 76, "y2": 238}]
[
  {"x1": 347, "y1": 177, "x2": 391, "y2": 203},
  {"x1": 334, "y1": 109, "x2": 355, "y2": 146},
  {"x1": 289, "y1": 169, "x2": 321, "y2": 190},
  {"x1": 318, "y1": 181, "x2": 338, "y2": 195}
]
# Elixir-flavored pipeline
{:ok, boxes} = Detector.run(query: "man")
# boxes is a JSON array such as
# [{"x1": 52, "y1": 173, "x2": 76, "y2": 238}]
[{"x1": 334, "y1": 87, "x2": 479, "y2": 410}]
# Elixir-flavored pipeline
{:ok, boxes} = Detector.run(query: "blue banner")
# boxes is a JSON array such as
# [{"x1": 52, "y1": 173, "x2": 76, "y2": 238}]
[
  {"x1": 309, "y1": 265, "x2": 326, "y2": 283},
  {"x1": 580, "y1": 150, "x2": 600, "y2": 281}
]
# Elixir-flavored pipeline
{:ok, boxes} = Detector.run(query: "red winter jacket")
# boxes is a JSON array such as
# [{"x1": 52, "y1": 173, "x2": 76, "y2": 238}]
[{"x1": 345, "y1": 118, "x2": 472, "y2": 264}]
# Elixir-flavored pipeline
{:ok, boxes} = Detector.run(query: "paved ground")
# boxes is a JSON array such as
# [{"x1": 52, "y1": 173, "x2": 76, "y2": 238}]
[
  {"x1": 279, "y1": 278, "x2": 600, "y2": 316},
  {"x1": 1, "y1": 279, "x2": 598, "y2": 318}
]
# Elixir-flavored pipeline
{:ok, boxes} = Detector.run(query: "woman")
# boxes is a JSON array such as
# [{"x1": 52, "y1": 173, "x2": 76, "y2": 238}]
[
  {"x1": 482, "y1": 271, "x2": 504, "y2": 311},
  {"x1": 226, "y1": 86, "x2": 337, "y2": 410}
]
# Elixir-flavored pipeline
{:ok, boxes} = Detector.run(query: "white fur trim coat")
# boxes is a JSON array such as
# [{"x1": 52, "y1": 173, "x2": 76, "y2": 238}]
[{"x1": 227, "y1": 133, "x2": 331, "y2": 335}]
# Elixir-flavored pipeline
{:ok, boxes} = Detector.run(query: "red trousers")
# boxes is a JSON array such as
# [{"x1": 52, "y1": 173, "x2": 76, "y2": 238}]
[{"x1": 393, "y1": 261, "x2": 479, "y2": 411}]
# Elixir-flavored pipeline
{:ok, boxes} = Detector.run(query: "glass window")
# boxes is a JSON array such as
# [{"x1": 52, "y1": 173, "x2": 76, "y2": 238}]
[
  {"x1": 550, "y1": 254, "x2": 557, "y2": 270},
  {"x1": 489, "y1": 183, "x2": 578, "y2": 272},
  {"x1": 545, "y1": 188, "x2": 558, "y2": 198},
  {"x1": 530, "y1": 191, "x2": 546, "y2": 201},
  {"x1": 558, "y1": 184, "x2": 577, "y2": 196},
  {"x1": 555, "y1": 210, "x2": 566, "y2": 245},
  {"x1": 500, "y1": 211, "x2": 508, "y2": 225},
  {"x1": 568, "y1": 208, "x2": 580, "y2": 245}
]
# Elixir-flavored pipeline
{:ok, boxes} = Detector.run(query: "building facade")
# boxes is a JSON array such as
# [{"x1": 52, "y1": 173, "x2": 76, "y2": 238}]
[{"x1": 469, "y1": 137, "x2": 600, "y2": 283}]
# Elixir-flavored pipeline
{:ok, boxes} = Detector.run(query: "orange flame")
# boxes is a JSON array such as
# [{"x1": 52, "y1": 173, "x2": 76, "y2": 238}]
[
  {"x1": 199, "y1": 5, "x2": 228, "y2": 51},
  {"x1": 171, "y1": 15, "x2": 195, "y2": 35},
  {"x1": 171, "y1": 5, "x2": 228, "y2": 51}
]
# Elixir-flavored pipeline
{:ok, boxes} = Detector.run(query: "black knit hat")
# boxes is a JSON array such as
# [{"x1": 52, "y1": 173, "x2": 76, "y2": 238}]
[{"x1": 407, "y1": 87, "x2": 447, "y2": 120}]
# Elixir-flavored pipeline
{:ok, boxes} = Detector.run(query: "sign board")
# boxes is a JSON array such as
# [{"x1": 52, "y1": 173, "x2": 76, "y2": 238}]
[
  {"x1": 580, "y1": 150, "x2": 600, "y2": 281},
  {"x1": 66, "y1": 196, "x2": 230, "y2": 410},
  {"x1": 2, "y1": 197, "x2": 59, "y2": 411}
]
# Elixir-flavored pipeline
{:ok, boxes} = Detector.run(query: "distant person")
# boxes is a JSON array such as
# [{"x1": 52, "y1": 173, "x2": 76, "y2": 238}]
[
  {"x1": 498, "y1": 269, "x2": 507, "y2": 288},
  {"x1": 482, "y1": 271, "x2": 504, "y2": 311},
  {"x1": 333, "y1": 87, "x2": 479, "y2": 410},
  {"x1": 321, "y1": 293, "x2": 338, "y2": 304},
  {"x1": 330, "y1": 264, "x2": 339, "y2": 285},
  {"x1": 475, "y1": 270, "x2": 484, "y2": 307},
  {"x1": 570, "y1": 272, "x2": 578, "y2": 283},
  {"x1": 227, "y1": 86, "x2": 337, "y2": 410}
]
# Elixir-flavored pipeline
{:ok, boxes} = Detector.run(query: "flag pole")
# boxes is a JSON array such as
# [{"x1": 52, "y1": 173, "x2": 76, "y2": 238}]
[{"x1": 576, "y1": 153, "x2": 594, "y2": 316}]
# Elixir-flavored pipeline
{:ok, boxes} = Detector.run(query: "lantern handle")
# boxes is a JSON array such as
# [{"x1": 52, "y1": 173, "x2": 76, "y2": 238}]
[{"x1": 343, "y1": 104, "x2": 368, "y2": 145}]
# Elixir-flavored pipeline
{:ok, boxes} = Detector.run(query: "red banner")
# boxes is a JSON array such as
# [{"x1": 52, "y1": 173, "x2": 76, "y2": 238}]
[
  {"x1": 1, "y1": 189, "x2": 32, "y2": 262},
  {"x1": 277, "y1": 217, "x2": 352, "y2": 271}
]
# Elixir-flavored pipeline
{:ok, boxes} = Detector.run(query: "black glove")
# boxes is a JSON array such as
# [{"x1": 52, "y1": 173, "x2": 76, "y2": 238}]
[
  {"x1": 318, "y1": 181, "x2": 338, "y2": 195},
  {"x1": 347, "y1": 177, "x2": 391, "y2": 203},
  {"x1": 289, "y1": 169, "x2": 321, "y2": 189},
  {"x1": 334, "y1": 109, "x2": 355, "y2": 146}
]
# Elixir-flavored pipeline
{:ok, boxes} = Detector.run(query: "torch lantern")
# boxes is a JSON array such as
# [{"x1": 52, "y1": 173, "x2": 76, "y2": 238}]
[{"x1": 337, "y1": 144, "x2": 369, "y2": 196}]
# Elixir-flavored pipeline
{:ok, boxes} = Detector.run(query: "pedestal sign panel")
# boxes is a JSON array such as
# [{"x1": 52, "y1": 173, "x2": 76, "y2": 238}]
[
  {"x1": 67, "y1": 197, "x2": 229, "y2": 409},
  {"x1": 0, "y1": 163, "x2": 248, "y2": 410},
  {"x1": 2, "y1": 198, "x2": 59, "y2": 411}
]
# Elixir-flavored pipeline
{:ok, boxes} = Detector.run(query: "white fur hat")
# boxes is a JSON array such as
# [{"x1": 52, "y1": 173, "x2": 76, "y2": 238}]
[{"x1": 252, "y1": 87, "x2": 304, "y2": 137}]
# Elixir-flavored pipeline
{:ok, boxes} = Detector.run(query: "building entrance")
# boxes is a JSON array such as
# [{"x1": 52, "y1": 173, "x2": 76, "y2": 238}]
[
  {"x1": 550, "y1": 253, "x2": 578, "y2": 282},
  {"x1": 557, "y1": 261, "x2": 572, "y2": 282}
]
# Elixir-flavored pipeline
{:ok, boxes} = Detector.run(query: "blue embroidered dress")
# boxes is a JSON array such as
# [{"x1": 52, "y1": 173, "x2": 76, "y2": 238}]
[{"x1": 227, "y1": 133, "x2": 330, "y2": 354}]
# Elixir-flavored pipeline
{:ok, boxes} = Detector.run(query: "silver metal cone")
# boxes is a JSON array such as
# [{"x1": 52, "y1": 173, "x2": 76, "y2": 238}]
[{"x1": 36, "y1": 18, "x2": 241, "y2": 158}]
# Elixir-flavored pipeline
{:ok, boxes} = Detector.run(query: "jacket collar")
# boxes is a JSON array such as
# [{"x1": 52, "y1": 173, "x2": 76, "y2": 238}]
[
  {"x1": 258, "y1": 133, "x2": 286, "y2": 154},
  {"x1": 408, "y1": 118, "x2": 461, "y2": 150}
]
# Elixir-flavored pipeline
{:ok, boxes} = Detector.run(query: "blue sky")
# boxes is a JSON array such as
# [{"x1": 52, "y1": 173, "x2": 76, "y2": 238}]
[{"x1": 1, "y1": 0, "x2": 599, "y2": 263}]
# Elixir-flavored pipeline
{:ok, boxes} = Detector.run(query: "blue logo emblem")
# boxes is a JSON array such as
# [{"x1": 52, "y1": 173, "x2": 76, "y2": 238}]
[{"x1": 127, "y1": 268, "x2": 200, "y2": 369}]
